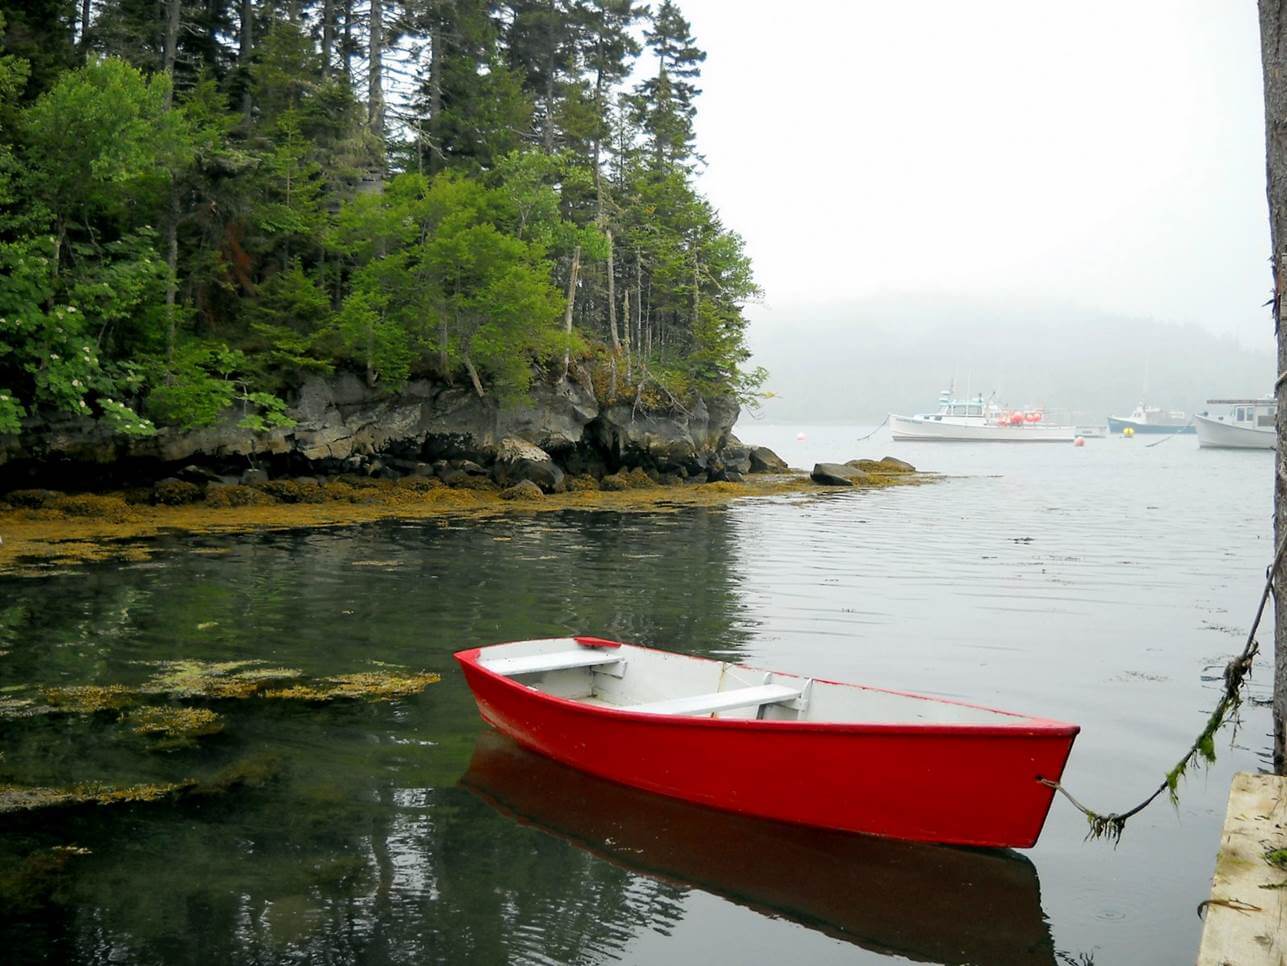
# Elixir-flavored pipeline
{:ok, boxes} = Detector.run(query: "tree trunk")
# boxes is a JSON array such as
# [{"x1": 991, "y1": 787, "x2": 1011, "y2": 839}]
[
  {"x1": 438, "y1": 313, "x2": 449, "y2": 380},
  {"x1": 342, "y1": 0, "x2": 354, "y2": 84},
  {"x1": 321, "y1": 0, "x2": 334, "y2": 79},
  {"x1": 240, "y1": 0, "x2": 254, "y2": 118},
  {"x1": 162, "y1": 0, "x2": 180, "y2": 108},
  {"x1": 428, "y1": 23, "x2": 442, "y2": 172},
  {"x1": 464, "y1": 354, "x2": 485, "y2": 398},
  {"x1": 561, "y1": 244, "x2": 581, "y2": 378},
  {"x1": 369, "y1": 0, "x2": 385, "y2": 145},
  {"x1": 622, "y1": 286, "x2": 632, "y2": 380},
  {"x1": 1260, "y1": 0, "x2": 1287, "y2": 774},
  {"x1": 79, "y1": 0, "x2": 91, "y2": 57},
  {"x1": 165, "y1": 181, "x2": 179, "y2": 364},
  {"x1": 606, "y1": 230, "x2": 619, "y2": 353}
]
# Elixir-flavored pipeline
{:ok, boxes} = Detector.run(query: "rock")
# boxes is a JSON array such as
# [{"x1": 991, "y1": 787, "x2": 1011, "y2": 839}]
[
  {"x1": 879, "y1": 456, "x2": 916, "y2": 473},
  {"x1": 4, "y1": 488, "x2": 61, "y2": 508},
  {"x1": 599, "y1": 471, "x2": 630, "y2": 491},
  {"x1": 500, "y1": 480, "x2": 544, "y2": 501},
  {"x1": 717, "y1": 441, "x2": 752, "y2": 475},
  {"x1": 845, "y1": 459, "x2": 884, "y2": 472},
  {"x1": 437, "y1": 468, "x2": 468, "y2": 487},
  {"x1": 152, "y1": 479, "x2": 203, "y2": 505},
  {"x1": 177, "y1": 464, "x2": 222, "y2": 484},
  {"x1": 592, "y1": 392, "x2": 739, "y2": 475},
  {"x1": 721, "y1": 469, "x2": 745, "y2": 483},
  {"x1": 452, "y1": 459, "x2": 487, "y2": 476},
  {"x1": 492, "y1": 437, "x2": 566, "y2": 493},
  {"x1": 240, "y1": 468, "x2": 269, "y2": 485},
  {"x1": 811, "y1": 463, "x2": 869, "y2": 486},
  {"x1": 748, "y1": 445, "x2": 788, "y2": 473}
]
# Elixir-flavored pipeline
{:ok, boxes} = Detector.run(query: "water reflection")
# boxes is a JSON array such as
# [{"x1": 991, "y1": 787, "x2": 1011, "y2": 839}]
[{"x1": 462, "y1": 730, "x2": 1056, "y2": 966}]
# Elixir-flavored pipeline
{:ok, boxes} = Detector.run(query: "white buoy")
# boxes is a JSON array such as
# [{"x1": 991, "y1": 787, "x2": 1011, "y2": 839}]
[{"x1": 795, "y1": 432, "x2": 807, "y2": 442}]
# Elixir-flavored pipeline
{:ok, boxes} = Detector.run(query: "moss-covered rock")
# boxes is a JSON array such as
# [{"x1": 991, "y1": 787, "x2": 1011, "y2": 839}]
[
  {"x1": 152, "y1": 480, "x2": 204, "y2": 505},
  {"x1": 253, "y1": 479, "x2": 329, "y2": 504},
  {"x1": 4, "y1": 489, "x2": 61, "y2": 509},
  {"x1": 500, "y1": 480, "x2": 544, "y2": 501},
  {"x1": 204, "y1": 484, "x2": 273, "y2": 508}
]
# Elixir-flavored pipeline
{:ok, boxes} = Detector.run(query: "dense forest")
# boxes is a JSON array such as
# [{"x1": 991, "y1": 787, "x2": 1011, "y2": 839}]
[{"x1": 0, "y1": 0, "x2": 763, "y2": 442}]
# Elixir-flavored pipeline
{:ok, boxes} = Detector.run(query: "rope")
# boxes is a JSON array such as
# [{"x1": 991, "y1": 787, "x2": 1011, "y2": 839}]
[
  {"x1": 855, "y1": 415, "x2": 889, "y2": 442},
  {"x1": 1039, "y1": 528, "x2": 1287, "y2": 844},
  {"x1": 1144, "y1": 417, "x2": 1196, "y2": 448}
]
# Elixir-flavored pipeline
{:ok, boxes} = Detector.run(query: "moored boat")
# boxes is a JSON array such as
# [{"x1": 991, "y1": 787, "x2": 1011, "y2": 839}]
[
  {"x1": 455, "y1": 637, "x2": 1080, "y2": 848},
  {"x1": 889, "y1": 389, "x2": 1079, "y2": 442},
  {"x1": 1107, "y1": 403, "x2": 1195, "y2": 435},
  {"x1": 1194, "y1": 398, "x2": 1276, "y2": 450}
]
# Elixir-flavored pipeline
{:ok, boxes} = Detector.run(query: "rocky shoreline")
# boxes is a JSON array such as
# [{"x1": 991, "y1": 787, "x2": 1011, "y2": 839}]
[{"x1": 0, "y1": 372, "x2": 787, "y2": 494}]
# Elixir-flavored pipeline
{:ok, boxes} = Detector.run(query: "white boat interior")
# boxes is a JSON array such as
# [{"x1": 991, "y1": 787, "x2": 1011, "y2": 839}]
[{"x1": 475, "y1": 638, "x2": 1034, "y2": 726}]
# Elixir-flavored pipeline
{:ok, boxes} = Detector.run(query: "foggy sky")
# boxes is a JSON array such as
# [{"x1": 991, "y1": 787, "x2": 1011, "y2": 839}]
[{"x1": 678, "y1": 0, "x2": 1275, "y2": 393}]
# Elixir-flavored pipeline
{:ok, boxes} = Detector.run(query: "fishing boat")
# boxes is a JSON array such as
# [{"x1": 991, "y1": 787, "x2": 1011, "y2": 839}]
[
  {"x1": 889, "y1": 389, "x2": 1079, "y2": 442},
  {"x1": 1107, "y1": 403, "x2": 1195, "y2": 435},
  {"x1": 463, "y1": 731, "x2": 1057, "y2": 965},
  {"x1": 455, "y1": 637, "x2": 1080, "y2": 848},
  {"x1": 1193, "y1": 397, "x2": 1276, "y2": 450}
]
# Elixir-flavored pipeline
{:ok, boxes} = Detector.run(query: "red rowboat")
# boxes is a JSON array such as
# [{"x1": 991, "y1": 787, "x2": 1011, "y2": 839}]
[{"x1": 454, "y1": 636, "x2": 1079, "y2": 848}]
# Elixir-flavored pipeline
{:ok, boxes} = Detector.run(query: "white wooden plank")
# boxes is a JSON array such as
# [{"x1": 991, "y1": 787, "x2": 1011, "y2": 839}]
[
  {"x1": 1196, "y1": 772, "x2": 1287, "y2": 966},
  {"x1": 481, "y1": 650, "x2": 624, "y2": 676},
  {"x1": 621, "y1": 684, "x2": 802, "y2": 717}
]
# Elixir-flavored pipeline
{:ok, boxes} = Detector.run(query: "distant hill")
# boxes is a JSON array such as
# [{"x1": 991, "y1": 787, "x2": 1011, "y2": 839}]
[{"x1": 745, "y1": 295, "x2": 1275, "y2": 425}]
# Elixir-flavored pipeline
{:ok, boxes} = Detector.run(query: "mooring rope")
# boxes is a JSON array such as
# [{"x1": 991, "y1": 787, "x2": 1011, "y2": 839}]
[
  {"x1": 1143, "y1": 417, "x2": 1196, "y2": 448},
  {"x1": 1038, "y1": 528, "x2": 1287, "y2": 844},
  {"x1": 855, "y1": 415, "x2": 890, "y2": 442}
]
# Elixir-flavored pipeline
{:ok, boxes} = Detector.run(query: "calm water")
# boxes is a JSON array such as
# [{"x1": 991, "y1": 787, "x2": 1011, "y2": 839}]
[{"x1": 0, "y1": 425, "x2": 1274, "y2": 965}]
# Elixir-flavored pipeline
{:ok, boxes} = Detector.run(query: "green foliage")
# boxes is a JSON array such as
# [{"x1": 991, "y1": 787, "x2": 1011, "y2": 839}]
[{"x1": 0, "y1": 0, "x2": 762, "y2": 443}]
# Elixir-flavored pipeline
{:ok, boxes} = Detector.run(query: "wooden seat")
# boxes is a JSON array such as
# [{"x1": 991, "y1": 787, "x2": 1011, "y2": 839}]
[
  {"x1": 481, "y1": 650, "x2": 625, "y2": 677},
  {"x1": 620, "y1": 684, "x2": 802, "y2": 717}
]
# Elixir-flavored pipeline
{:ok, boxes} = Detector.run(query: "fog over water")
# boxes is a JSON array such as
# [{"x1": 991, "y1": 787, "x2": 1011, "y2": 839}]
[{"x1": 673, "y1": 1, "x2": 1275, "y2": 421}]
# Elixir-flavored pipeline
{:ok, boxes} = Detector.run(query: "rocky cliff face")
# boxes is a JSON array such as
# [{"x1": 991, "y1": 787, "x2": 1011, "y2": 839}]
[{"x1": 0, "y1": 374, "x2": 746, "y2": 490}]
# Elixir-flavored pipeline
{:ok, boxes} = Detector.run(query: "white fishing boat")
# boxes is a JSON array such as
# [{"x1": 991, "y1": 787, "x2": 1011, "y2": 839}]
[
  {"x1": 890, "y1": 390, "x2": 1079, "y2": 443},
  {"x1": 1193, "y1": 398, "x2": 1276, "y2": 450},
  {"x1": 1108, "y1": 404, "x2": 1194, "y2": 435}
]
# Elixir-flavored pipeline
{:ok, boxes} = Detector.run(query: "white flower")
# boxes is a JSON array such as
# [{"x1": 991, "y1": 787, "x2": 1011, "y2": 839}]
[
  {"x1": 71, "y1": 379, "x2": 81, "y2": 388},
  {"x1": 50, "y1": 353, "x2": 59, "y2": 360}
]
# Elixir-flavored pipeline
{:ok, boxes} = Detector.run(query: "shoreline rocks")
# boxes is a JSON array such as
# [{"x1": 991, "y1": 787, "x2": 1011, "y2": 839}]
[{"x1": 0, "y1": 373, "x2": 785, "y2": 494}]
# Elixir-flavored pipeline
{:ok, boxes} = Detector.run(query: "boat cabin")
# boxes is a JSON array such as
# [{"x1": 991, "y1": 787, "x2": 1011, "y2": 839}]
[{"x1": 1201, "y1": 398, "x2": 1276, "y2": 429}]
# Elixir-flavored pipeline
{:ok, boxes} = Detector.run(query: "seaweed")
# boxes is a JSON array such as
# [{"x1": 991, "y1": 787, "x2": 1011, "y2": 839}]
[{"x1": 262, "y1": 671, "x2": 441, "y2": 702}]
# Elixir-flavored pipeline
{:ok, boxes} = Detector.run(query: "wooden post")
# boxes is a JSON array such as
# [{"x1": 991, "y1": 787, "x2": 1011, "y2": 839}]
[{"x1": 1259, "y1": 0, "x2": 1287, "y2": 774}]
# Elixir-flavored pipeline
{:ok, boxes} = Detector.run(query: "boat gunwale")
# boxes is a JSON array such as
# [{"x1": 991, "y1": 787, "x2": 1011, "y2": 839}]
[{"x1": 455, "y1": 637, "x2": 1081, "y2": 739}]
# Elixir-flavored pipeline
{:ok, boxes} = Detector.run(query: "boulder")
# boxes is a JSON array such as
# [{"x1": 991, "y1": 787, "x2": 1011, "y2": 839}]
[
  {"x1": 492, "y1": 437, "x2": 566, "y2": 493},
  {"x1": 811, "y1": 463, "x2": 869, "y2": 486},
  {"x1": 240, "y1": 468, "x2": 269, "y2": 485},
  {"x1": 845, "y1": 459, "x2": 884, "y2": 473},
  {"x1": 177, "y1": 464, "x2": 222, "y2": 484},
  {"x1": 592, "y1": 393, "x2": 739, "y2": 475},
  {"x1": 717, "y1": 439, "x2": 752, "y2": 475},
  {"x1": 749, "y1": 445, "x2": 788, "y2": 473},
  {"x1": 879, "y1": 456, "x2": 916, "y2": 473},
  {"x1": 437, "y1": 467, "x2": 468, "y2": 487},
  {"x1": 500, "y1": 480, "x2": 544, "y2": 501}
]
